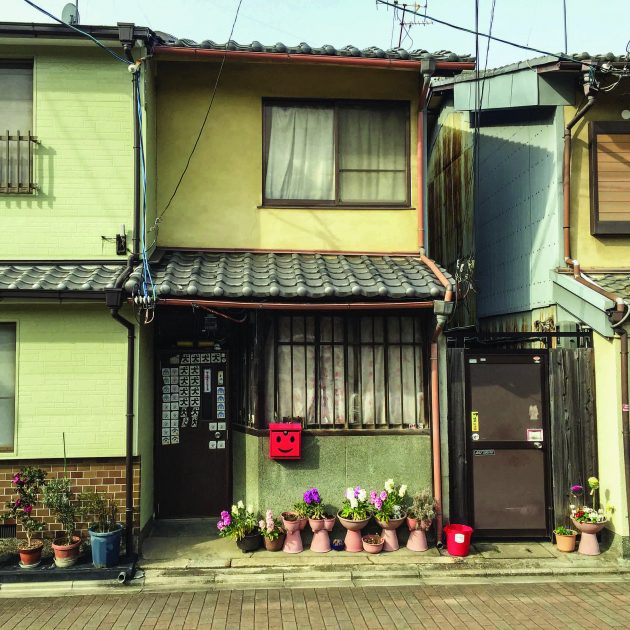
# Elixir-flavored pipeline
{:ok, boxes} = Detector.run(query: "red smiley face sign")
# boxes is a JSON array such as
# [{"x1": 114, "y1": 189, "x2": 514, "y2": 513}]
[{"x1": 269, "y1": 423, "x2": 302, "y2": 460}]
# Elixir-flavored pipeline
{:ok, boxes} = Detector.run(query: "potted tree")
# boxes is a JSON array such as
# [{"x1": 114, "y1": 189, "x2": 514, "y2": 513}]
[
  {"x1": 407, "y1": 488, "x2": 436, "y2": 552},
  {"x1": 553, "y1": 525, "x2": 577, "y2": 552},
  {"x1": 43, "y1": 476, "x2": 84, "y2": 567},
  {"x1": 304, "y1": 488, "x2": 331, "y2": 553},
  {"x1": 338, "y1": 486, "x2": 372, "y2": 552},
  {"x1": 3, "y1": 467, "x2": 47, "y2": 568},
  {"x1": 81, "y1": 491, "x2": 123, "y2": 567},
  {"x1": 217, "y1": 501, "x2": 261, "y2": 552},
  {"x1": 370, "y1": 479, "x2": 408, "y2": 552},
  {"x1": 258, "y1": 510, "x2": 285, "y2": 551}
]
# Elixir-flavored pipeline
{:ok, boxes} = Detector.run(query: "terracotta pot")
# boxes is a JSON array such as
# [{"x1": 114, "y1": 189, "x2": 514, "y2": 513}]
[
  {"x1": 236, "y1": 532, "x2": 261, "y2": 553},
  {"x1": 554, "y1": 532, "x2": 577, "y2": 553},
  {"x1": 338, "y1": 513, "x2": 371, "y2": 553},
  {"x1": 571, "y1": 518, "x2": 606, "y2": 555},
  {"x1": 18, "y1": 540, "x2": 44, "y2": 569},
  {"x1": 362, "y1": 535, "x2": 384, "y2": 554},
  {"x1": 281, "y1": 513, "x2": 303, "y2": 554},
  {"x1": 281, "y1": 512, "x2": 301, "y2": 534},
  {"x1": 324, "y1": 516, "x2": 336, "y2": 532},
  {"x1": 264, "y1": 533, "x2": 286, "y2": 552},
  {"x1": 309, "y1": 518, "x2": 331, "y2": 553},
  {"x1": 309, "y1": 518, "x2": 325, "y2": 533},
  {"x1": 407, "y1": 517, "x2": 431, "y2": 552},
  {"x1": 407, "y1": 517, "x2": 432, "y2": 531},
  {"x1": 52, "y1": 535, "x2": 81, "y2": 568},
  {"x1": 376, "y1": 514, "x2": 406, "y2": 552},
  {"x1": 298, "y1": 517, "x2": 308, "y2": 531}
]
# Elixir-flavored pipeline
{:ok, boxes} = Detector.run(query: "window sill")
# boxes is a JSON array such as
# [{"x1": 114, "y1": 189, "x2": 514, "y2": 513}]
[
  {"x1": 233, "y1": 425, "x2": 428, "y2": 437},
  {"x1": 258, "y1": 205, "x2": 416, "y2": 211}
]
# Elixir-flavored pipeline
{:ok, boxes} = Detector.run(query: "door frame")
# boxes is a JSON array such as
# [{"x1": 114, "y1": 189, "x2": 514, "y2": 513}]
[
  {"x1": 153, "y1": 347, "x2": 233, "y2": 518},
  {"x1": 463, "y1": 349, "x2": 553, "y2": 538}
]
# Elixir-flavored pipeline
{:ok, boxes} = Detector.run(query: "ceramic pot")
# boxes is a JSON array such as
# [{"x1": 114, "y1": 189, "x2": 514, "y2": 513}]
[
  {"x1": 376, "y1": 514, "x2": 406, "y2": 552},
  {"x1": 281, "y1": 513, "x2": 303, "y2": 554},
  {"x1": 236, "y1": 532, "x2": 262, "y2": 553},
  {"x1": 338, "y1": 513, "x2": 371, "y2": 553},
  {"x1": 406, "y1": 517, "x2": 430, "y2": 552},
  {"x1": 298, "y1": 517, "x2": 308, "y2": 531},
  {"x1": 554, "y1": 531, "x2": 577, "y2": 553},
  {"x1": 324, "y1": 516, "x2": 336, "y2": 532},
  {"x1": 89, "y1": 524, "x2": 123, "y2": 568},
  {"x1": 52, "y1": 535, "x2": 81, "y2": 568},
  {"x1": 571, "y1": 519, "x2": 606, "y2": 555},
  {"x1": 264, "y1": 533, "x2": 286, "y2": 552},
  {"x1": 362, "y1": 535, "x2": 384, "y2": 554},
  {"x1": 18, "y1": 540, "x2": 44, "y2": 569},
  {"x1": 309, "y1": 518, "x2": 331, "y2": 553}
]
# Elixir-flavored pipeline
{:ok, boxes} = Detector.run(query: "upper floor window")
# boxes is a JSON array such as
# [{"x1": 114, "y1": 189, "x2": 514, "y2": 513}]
[
  {"x1": 590, "y1": 121, "x2": 630, "y2": 235},
  {"x1": 0, "y1": 323, "x2": 16, "y2": 451},
  {"x1": 0, "y1": 61, "x2": 36, "y2": 194},
  {"x1": 263, "y1": 100, "x2": 410, "y2": 207}
]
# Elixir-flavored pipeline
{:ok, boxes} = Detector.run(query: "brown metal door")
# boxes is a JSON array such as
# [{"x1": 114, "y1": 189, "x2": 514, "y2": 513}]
[
  {"x1": 466, "y1": 352, "x2": 550, "y2": 537},
  {"x1": 156, "y1": 350, "x2": 230, "y2": 517}
]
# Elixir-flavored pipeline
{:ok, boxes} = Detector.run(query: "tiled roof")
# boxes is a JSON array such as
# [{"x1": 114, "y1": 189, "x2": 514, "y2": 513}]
[
  {"x1": 0, "y1": 263, "x2": 125, "y2": 292},
  {"x1": 155, "y1": 33, "x2": 472, "y2": 63},
  {"x1": 585, "y1": 272, "x2": 630, "y2": 300},
  {"x1": 125, "y1": 251, "x2": 451, "y2": 301}
]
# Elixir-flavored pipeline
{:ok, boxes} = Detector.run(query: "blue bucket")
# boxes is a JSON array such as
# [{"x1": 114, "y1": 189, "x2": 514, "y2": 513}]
[{"x1": 89, "y1": 524, "x2": 123, "y2": 568}]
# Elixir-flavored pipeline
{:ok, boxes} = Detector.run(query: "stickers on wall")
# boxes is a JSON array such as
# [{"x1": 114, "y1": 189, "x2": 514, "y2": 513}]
[
  {"x1": 471, "y1": 411, "x2": 479, "y2": 432},
  {"x1": 191, "y1": 354, "x2": 201, "y2": 364},
  {"x1": 180, "y1": 408, "x2": 190, "y2": 428},
  {"x1": 209, "y1": 441, "x2": 217, "y2": 449},
  {"x1": 181, "y1": 354, "x2": 191, "y2": 364},
  {"x1": 204, "y1": 369, "x2": 212, "y2": 393},
  {"x1": 191, "y1": 409, "x2": 199, "y2": 427},
  {"x1": 528, "y1": 404, "x2": 540, "y2": 421},
  {"x1": 527, "y1": 428, "x2": 543, "y2": 442},
  {"x1": 217, "y1": 440, "x2": 225, "y2": 450},
  {"x1": 201, "y1": 353, "x2": 211, "y2": 363},
  {"x1": 162, "y1": 436, "x2": 171, "y2": 445},
  {"x1": 218, "y1": 372, "x2": 224, "y2": 385},
  {"x1": 209, "y1": 422, "x2": 218, "y2": 431},
  {"x1": 171, "y1": 434, "x2": 179, "y2": 445},
  {"x1": 218, "y1": 422, "x2": 226, "y2": 431}
]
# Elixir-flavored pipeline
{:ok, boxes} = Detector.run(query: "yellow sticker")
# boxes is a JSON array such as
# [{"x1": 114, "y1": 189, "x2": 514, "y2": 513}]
[{"x1": 471, "y1": 411, "x2": 479, "y2": 432}]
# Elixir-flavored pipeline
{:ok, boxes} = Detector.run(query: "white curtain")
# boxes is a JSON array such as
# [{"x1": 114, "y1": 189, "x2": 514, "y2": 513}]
[
  {"x1": 339, "y1": 107, "x2": 407, "y2": 203},
  {"x1": 265, "y1": 106, "x2": 334, "y2": 200}
]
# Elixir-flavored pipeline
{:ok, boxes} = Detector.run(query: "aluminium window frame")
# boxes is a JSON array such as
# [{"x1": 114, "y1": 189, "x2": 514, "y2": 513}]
[
  {"x1": 0, "y1": 321, "x2": 17, "y2": 454},
  {"x1": 261, "y1": 98, "x2": 412, "y2": 209},
  {"x1": 589, "y1": 120, "x2": 630, "y2": 235}
]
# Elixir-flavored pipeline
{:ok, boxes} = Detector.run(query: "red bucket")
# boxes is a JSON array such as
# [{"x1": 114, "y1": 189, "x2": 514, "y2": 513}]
[{"x1": 443, "y1": 524, "x2": 473, "y2": 557}]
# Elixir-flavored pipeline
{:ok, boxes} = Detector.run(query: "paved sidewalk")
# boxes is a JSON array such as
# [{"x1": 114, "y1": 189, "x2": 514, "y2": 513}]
[{"x1": 1, "y1": 580, "x2": 630, "y2": 629}]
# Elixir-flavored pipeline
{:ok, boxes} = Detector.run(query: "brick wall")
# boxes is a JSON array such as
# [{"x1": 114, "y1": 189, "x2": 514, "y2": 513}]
[{"x1": 0, "y1": 457, "x2": 140, "y2": 541}]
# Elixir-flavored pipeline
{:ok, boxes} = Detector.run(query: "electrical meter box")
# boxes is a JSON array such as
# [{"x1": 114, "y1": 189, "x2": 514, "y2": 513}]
[{"x1": 269, "y1": 423, "x2": 302, "y2": 460}]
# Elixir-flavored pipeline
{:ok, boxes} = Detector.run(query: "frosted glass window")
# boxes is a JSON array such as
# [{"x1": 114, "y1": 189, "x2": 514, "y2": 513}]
[{"x1": 0, "y1": 324, "x2": 16, "y2": 449}]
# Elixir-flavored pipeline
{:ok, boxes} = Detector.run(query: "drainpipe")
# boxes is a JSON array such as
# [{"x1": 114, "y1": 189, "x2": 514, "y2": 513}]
[{"x1": 418, "y1": 60, "x2": 436, "y2": 252}]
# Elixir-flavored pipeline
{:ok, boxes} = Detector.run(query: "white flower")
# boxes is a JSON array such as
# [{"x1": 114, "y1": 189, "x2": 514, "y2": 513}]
[
  {"x1": 231, "y1": 504, "x2": 238, "y2": 515},
  {"x1": 358, "y1": 488, "x2": 367, "y2": 502},
  {"x1": 399, "y1": 484, "x2": 407, "y2": 498},
  {"x1": 345, "y1": 487, "x2": 354, "y2": 501},
  {"x1": 237, "y1": 500, "x2": 244, "y2": 510},
  {"x1": 384, "y1": 479, "x2": 395, "y2": 492},
  {"x1": 350, "y1": 497, "x2": 358, "y2": 509},
  {"x1": 247, "y1": 504, "x2": 253, "y2": 514},
  {"x1": 598, "y1": 508, "x2": 604, "y2": 514}
]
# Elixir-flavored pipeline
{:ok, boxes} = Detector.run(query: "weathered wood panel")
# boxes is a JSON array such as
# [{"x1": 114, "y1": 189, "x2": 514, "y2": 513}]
[
  {"x1": 549, "y1": 348, "x2": 598, "y2": 528},
  {"x1": 446, "y1": 348, "x2": 467, "y2": 523}
]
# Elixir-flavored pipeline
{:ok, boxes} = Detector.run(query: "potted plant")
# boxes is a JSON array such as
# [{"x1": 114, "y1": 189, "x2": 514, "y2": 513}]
[
  {"x1": 292, "y1": 497, "x2": 309, "y2": 531},
  {"x1": 407, "y1": 488, "x2": 436, "y2": 552},
  {"x1": 258, "y1": 510, "x2": 285, "y2": 551},
  {"x1": 81, "y1": 491, "x2": 123, "y2": 567},
  {"x1": 362, "y1": 534, "x2": 384, "y2": 554},
  {"x1": 338, "y1": 486, "x2": 372, "y2": 552},
  {"x1": 304, "y1": 487, "x2": 331, "y2": 553},
  {"x1": 569, "y1": 479, "x2": 610, "y2": 555},
  {"x1": 280, "y1": 510, "x2": 303, "y2": 553},
  {"x1": 370, "y1": 479, "x2": 408, "y2": 552},
  {"x1": 217, "y1": 501, "x2": 261, "y2": 552},
  {"x1": 42, "y1": 476, "x2": 84, "y2": 567},
  {"x1": 3, "y1": 467, "x2": 47, "y2": 568},
  {"x1": 553, "y1": 525, "x2": 577, "y2": 552}
]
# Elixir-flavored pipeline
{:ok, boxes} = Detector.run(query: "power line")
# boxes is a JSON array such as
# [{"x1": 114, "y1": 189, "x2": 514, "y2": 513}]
[{"x1": 157, "y1": 0, "x2": 245, "y2": 224}]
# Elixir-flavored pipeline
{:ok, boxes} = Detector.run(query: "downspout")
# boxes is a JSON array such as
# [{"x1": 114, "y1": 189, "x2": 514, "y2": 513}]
[{"x1": 418, "y1": 60, "x2": 436, "y2": 252}]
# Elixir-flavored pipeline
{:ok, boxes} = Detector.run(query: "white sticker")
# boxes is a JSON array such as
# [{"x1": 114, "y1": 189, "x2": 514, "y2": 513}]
[
  {"x1": 161, "y1": 419, "x2": 170, "y2": 428},
  {"x1": 191, "y1": 386, "x2": 200, "y2": 397},
  {"x1": 217, "y1": 394, "x2": 225, "y2": 404},
  {"x1": 454, "y1": 533, "x2": 465, "y2": 543},
  {"x1": 181, "y1": 354, "x2": 191, "y2": 364},
  {"x1": 527, "y1": 428, "x2": 544, "y2": 441},
  {"x1": 192, "y1": 354, "x2": 201, "y2": 364},
  {"x1": 171, "y1": 434, "x2": 179, "y2": 444},
  {"x1": 528, "y1": 404, "x2": 540, "y2": 420},
  {"x1": 161, "y1": 436, "x2": 171, "y2": 445},
  {"x1": 217, "y1": 411, "x2": 225, "y2": 419},
  {"x1": 163, "y1": 375, "x2": 171, "y2": 385},
  {"x1": 201, "y1": 353, "x2": 211, "y2": 363},
  {"x1": 471, "y1": 433, "x2": 479, "y2": 441},
  {"x1": 209, "y1": 441, "x2": 217, "y2": 449},
  {"x1": 217, "y1": 440, "x2": 225, "y2": 449},
  {"x1": 204, "y1": 369, "x2": 212, "y2": 393},
  {"x1": 217, "y1": 386, "x2": 225, "y2": 395},
  {"x1": 218, "y1": 422, "x2": 226, "y2": 431},
  {"x1": 209, "y1": 422, "x2": 217, "y2": 431},
  {"x1": 218, "y1": 371, "x2": 224, "y2": 385},
  {"x1": 161, "y1": 368, "x2": 170, "y2": 377}
]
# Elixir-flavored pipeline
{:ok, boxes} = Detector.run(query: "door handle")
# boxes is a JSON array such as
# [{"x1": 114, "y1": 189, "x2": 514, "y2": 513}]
[{"x1": 533, "y1": 441, "x2": 543, "y2": 449}]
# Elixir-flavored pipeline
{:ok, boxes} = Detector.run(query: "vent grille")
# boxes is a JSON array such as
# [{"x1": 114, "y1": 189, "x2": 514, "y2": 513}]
[{"x1": 0, "y1": 524, "x2": 17, "y2": 538}]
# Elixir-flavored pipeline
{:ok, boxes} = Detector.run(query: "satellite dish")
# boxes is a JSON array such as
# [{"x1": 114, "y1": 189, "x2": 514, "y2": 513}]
[{"x1": 61, "y1": 3, "x2": 80, "y2": 25}]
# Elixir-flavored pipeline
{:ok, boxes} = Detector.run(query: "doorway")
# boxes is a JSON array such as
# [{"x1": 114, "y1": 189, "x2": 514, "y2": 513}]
[{"x1": 465, "y1": 352, "x2": 551, "y2": 537}]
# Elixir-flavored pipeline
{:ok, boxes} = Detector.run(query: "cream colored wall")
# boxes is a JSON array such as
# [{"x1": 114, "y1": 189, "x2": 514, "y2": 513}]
[
  {"x1": 156, "y1": 60, "x2": 420, "y2": 253},
  {"x1": 568, "y1": 92, "x2": 630, "y2": 266},
  {"x1": 593, "y1": 332, "x2": 628, "y2": 536}
]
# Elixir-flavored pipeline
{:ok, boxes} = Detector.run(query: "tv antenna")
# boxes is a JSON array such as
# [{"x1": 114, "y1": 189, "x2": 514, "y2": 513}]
[
  {"x1": 392, "y1": 2, "x2": 432, "y2": 48},
  {"x1": 61, "y1": 2, "x2": 80, "y2": 25}
]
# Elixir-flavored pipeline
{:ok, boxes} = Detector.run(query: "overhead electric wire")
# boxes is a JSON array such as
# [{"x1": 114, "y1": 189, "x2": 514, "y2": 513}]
[
  {"x1": 22, "y1": 0, "x2": 129, "y2": 65},
  {"x1": 157, "y1": 0, "x2": 245, "y2": 224}
]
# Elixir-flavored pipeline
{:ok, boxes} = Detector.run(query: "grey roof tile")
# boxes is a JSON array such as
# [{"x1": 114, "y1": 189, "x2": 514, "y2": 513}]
[
  {"x1": 585, "y1": 272, "x2": 630, "y2": 300},
  {"x1": 0, "y1": 263, "x2": 125, "y2": 292},
  {"x1": 126, "y1": 251, "x2": 452, "y2": 301}
]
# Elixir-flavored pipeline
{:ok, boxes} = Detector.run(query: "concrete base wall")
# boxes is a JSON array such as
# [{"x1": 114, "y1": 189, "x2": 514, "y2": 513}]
[{"x1": 232, "y1": 431, "x2": 432, "y2": 514}]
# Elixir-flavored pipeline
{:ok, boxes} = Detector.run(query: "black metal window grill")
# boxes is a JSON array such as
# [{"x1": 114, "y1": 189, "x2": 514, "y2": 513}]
[{"x1": 260, "y1": 314, "x2": 426, "y2": 430}]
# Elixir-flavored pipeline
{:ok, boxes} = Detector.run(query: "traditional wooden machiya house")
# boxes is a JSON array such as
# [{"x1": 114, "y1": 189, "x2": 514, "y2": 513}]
[{"x1": 428, "y1": 54, "x2": 630, "y2": 555}]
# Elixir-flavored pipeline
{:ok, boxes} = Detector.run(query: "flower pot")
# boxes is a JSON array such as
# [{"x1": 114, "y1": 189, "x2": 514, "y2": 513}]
[
  {"x1": 298, "y1": 517, "x2": 308, "y2": 531},
  {"x1": 264, "y1": 533, "x2": 286, "y2": 552},
  {"x1": 52, "y1": 535, "x2": 81, "y2": 568},
  {"x1": 281, "y1": 512, "x2": 303, "y2": 554},
  {"x1": 554, "y1": 532, "x2": 577, "y2": 553},
  {"x1": 236, "y1": 532, "x2": 262, "y2": 553},
  {"x1": 362, "y1": 535, "x2": 384, "y2": 554},
  {"x1": 406, "y1": 517, "x2": 430, "y2": 552},
  {"x1": 376, "y1": 514, "x2": 406, "y2": 552},
  {"x1": 324, "y1": 516, "x2": 336, "y2": 532},
  {"x1": 338, "y1": 513, "x2": 371, "y2": 553},
  {"x1": 18, "y1": 540, "x2": 44, "y2": 569},
  {"x1": 309, "y1": 518, "x2": 331, "y2": 553},
  {"x1": 89, "y1": 524, "x2": 123, "y2": 568},
  {"x1": 571, "y1": 519, "x2": 606, "y2": 555}
]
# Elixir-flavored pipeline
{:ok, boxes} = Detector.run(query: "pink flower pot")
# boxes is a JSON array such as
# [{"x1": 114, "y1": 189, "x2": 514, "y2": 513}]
[
  {"x1": 309, "y1": 518, "x2": 331, "y2": 553},
  {"x1": 376, "y1": 514, "x2": 406, "y2": 552},
  {"x1": 281, "y1": 512, "x2": 303, "y2": 554},
  {"x1": 298, "y1": 517, "x2": 308, "y2": 531},
  {"x1": 338, "y1": 513, "x2": 371, "y2": 553},
  {"x1": 362, "y1": 535, "x2": 384, "y2": 554},
  {"x1": 52, "y1": 536, "x2": 81, "y2": 568},
  {"x1": 572, "y1": 519, "x2": 606, "y2": 555},
  {"x1": 324, "y1": 516, "x2": 336, "y2": 532},
  {"x1": 406, "y1": 517, "x2": 430, "y2": 552}
]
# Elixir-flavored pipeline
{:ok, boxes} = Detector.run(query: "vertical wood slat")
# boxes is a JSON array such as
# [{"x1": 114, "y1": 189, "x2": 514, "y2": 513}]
[
  {"x1": 16, "y1": 130, "x2": 21, "y2": 189},
  {"x1": 446, "y1": 348, "x2": 467, "y2": 524},
  {"x1": 549, "y1": 348, "x2": 598, "y2": 527}
]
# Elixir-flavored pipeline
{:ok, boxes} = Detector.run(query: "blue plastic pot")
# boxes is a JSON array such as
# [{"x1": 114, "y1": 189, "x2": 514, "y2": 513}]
[{"x1": 89, "y1": 524, "x2": 123, "y2": 568}]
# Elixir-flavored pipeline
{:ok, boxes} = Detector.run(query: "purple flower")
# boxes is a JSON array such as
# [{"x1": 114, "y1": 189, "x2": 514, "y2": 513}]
[
  {"x1": 223, "y1": 514, "x2": 231, "y2": 526},
  {"x1": 571, "y1": 484, "x2": 584, "y2": 494},
  {"x1": 304, "y1": 490, "x2": 313, "y2": 505},
  {"x1": 217, "y1": 521, "x2": 225, "y2": 531},
  {"x1": 14, "y1": 498, "x2": 21, "y2": 508},
  {"x1": 370, "y1": 490, "x2": 377, "y2": 502},
  {"x1": 12, "y1": 473, "x2": 21, "y2": 485},
  {"x1": 354, "y1": 485, "x2": 361, "y2": 498},
  {"x1": 23, "y1": 505, "x2": 32, "y2": 514},
  {"x1": 380, "y1": 490, "x2": 388, "y2": 501},
  {"x1": 220, "y1": 510, "x2": 229, "y2": 520},
  {"x1": 375, "y1": 498, "x2": 383, "y2": 510}
]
